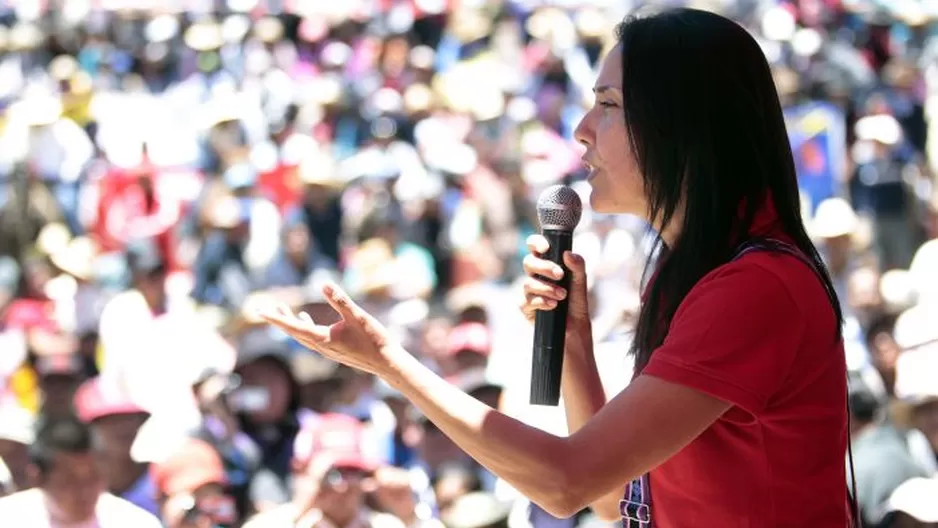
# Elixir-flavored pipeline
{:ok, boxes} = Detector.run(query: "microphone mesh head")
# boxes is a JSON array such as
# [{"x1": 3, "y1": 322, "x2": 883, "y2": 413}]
[{"x1": 536, "y1": 185, "x2": 583, "y2": 231}]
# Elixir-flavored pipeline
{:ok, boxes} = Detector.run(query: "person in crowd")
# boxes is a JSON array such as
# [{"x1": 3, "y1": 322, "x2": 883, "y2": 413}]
[
  {"x1": 0, "y1": 404, "x2": 35, "y2": 495},
  {"x1": 283, "y1": 153, "x2": 346, "y2": 267},
  {"x1": 73, "y1": 375, "x2": 158, "y2": 517},
  {"x1": 151, "y1": 438, "x2": 239, "y2": 528},
  {"x1": 865, "y1": 313, "x2": 902, "y2": 397},
  {"x1": 0, "y1": 413, "x2": 162, "y2": 526},
  {"x1": 192, "y1": 196, "x2": 256, "y2": 310},
  {"x1": 243, "y1": 412, "x2": 404, "y2": 528},
  {"x1": 872, "y1": 477, "x2": 938, "y2": 528},
  {"x1": 262, "y1": 222, "x2": 338, "y2": 290},
  {"x1": 231, "y1": 332, "x2": 307, "y2": 512},
  {"x1": 848, "y1": 373, "x2": 930, "y2": 525}
]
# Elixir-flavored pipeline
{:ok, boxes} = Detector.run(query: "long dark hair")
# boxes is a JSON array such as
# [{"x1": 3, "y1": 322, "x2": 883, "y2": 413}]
[{"x1": 617, "y1": 9, "x2": 844, "y2": 371}]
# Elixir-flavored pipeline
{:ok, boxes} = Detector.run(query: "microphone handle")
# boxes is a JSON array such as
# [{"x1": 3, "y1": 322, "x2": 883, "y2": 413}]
[{"x1": 530, "y1": 229, "x2": 574, "y2": 406}]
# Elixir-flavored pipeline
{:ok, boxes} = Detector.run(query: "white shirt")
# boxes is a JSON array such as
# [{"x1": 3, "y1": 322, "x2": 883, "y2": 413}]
[
  {"x1": 244, "y1": 504, "x2": 404, "y2": 528},
  {"x1": 0, "y1": 489, "x2": 162, "y2": 528}
]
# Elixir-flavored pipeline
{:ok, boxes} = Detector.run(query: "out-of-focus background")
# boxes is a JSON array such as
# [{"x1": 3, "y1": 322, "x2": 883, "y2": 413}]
[{"x1": 0, "y1": 0, "x2": 936, "y2": 527}]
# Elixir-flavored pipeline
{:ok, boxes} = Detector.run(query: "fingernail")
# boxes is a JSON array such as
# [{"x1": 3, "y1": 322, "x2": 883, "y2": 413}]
[
  {"x1": 555, "y1": 288, "x2": 566, "y2": 299},
  {"x1": 546, "y1": 299, "x2": 557, "y2": 309},
  {"x1": 552, "y1": 267, "x2": 563, "y2": 279}
]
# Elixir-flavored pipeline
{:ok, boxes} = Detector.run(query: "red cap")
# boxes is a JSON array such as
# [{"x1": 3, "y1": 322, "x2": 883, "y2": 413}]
[
  {"x1": 151, "y1": 439, "x2": 228, "y2": 496},
  {"x1": 445, "y1": 322, "x2": 492, "y2": 357},
  {"x1": 293, "y1": 413, "x2": 376, "y2": 472},
  {"x1": 3, "y1": 299, "x2": 58, "y2": 332},
  {"x1": 73, "y1": 377, "x2": 149, "y2": 423}
]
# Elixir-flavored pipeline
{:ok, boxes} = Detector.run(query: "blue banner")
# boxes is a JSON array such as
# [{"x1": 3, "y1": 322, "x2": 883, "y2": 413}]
[{"x1": 784, "y1": 102, "x2": 847, "y2": 216}]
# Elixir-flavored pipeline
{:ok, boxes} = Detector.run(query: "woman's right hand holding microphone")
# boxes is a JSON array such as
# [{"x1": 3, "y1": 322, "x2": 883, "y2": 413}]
[{"x1": 520, "y1": 234, "x2": 591, "y2": 332}]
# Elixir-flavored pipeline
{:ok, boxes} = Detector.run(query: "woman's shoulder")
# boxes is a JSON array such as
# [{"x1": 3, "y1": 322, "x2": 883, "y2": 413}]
[{"x1": 695, "y1": 243, "x2": 831, "y2": 313}]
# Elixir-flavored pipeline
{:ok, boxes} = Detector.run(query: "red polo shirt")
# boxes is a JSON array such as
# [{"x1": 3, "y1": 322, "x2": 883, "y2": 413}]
[{"x1": 638, "y1": 241, "x2": 850, "y2": 526}]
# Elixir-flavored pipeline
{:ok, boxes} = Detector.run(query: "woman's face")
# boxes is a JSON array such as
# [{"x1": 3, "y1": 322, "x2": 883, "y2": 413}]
[{"x1": 574, "y1": 44, "x2": 646, "y2": 217}]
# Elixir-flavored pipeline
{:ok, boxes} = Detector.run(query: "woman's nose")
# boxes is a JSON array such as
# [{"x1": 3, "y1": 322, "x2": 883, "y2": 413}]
[{"x1": 573, "y1": 113, "x2": 593, "y2": 148}]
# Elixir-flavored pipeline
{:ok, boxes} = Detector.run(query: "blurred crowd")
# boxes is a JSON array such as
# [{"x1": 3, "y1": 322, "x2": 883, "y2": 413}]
[{"x1": 0, "y1": 0, "x2": 936, "y2": 527}]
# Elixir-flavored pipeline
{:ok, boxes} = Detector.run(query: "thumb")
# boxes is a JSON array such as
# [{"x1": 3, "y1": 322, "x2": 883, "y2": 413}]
[{"x1": 563, "y1": 252, "x2": 589, "y2": 306}]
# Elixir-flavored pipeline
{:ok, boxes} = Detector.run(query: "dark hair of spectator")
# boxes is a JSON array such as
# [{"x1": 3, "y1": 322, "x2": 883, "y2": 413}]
[
  {"x1": 617, "y1": 8, "x2": 845, "y2": 371},
  {"x1": 863, "y1": 312, "x2": 898, "y2": 351},
  {"x1": 28, "y1": 414, "x2": 94, "y2": 475}
]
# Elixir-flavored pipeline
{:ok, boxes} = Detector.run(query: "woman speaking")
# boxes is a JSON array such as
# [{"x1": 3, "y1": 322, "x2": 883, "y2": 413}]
[{"x1": 261, "y1": 8, "x2": 854, "y2": 527}]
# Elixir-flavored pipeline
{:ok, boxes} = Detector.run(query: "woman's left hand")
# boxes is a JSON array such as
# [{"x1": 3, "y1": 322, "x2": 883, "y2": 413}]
[{"x1": 257, "y1": 283, "x2": 399, "y2": 377}]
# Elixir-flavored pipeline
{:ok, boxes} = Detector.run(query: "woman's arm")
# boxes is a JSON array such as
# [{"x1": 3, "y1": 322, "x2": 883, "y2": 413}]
[
  {"x1": 259, "y1": 285, "x2": 731, "y2": 520},
  {"x1": 384, "y1": 345, "x2": 730, "y2": 519},
  {"x1": 559, "y1": 323, "x2": 622, "y2": 520}
]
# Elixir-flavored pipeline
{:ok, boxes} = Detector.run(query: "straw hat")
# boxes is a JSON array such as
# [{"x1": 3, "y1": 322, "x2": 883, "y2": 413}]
[
  {"x1": 855, "y1": 114, "x2": 902, "y2": 145},
  {"x1": 298, "y1": 17, "x2": 329, "y2": 42},
  {"x1": 467, "y1": 87, "x2": 505, "y2": 122},
  {"x1": 423, "y1": 142, "x2": 478, "y2": 176},
  {"x1": 9, "y1": 22, "x2": 43, "y2": 51},
  {"x1": 352, "y1": 238, "x2": 397, "y2": 296},
  {"x1": 810, "y1": 198, "x2": 858, "y2": 239},
  {"x1": 298, "y1": 150, "x2": 344, "y2": 188},
  {"x1": 574, "y1": 7, "x2": 608, "y2": 39},
  {"x1": 48, "y1": 55, "x2": 79, "y2": 82},
  {"x1": 879, "y1": 269, "x2": 916, "y2": 313},
  {"x1": 408, "y1": 45, "x2": 436, "y2": 71},
  {"x1": 442, "y1": 492, "x2": 512, "y2": 528},
  {"x1": 208, "y1": 196, "x2": 247, "y2": 229},
  {"x1": 184, "y1": 21, "x2": 224, "y2": 52},
  {"x1": 10, "y1": 94, "x2": 63, "y2": 127},
  {"x1": 306, "y1": 74, "x2": 345, "y2": 107},
  {"x1": 221, "y1": 15, "x2": 251, "y2": 44},
  {"x1": 146, "y1": 14, "x2": 180, "y2": 43},
  {"x1": 50, "y1": 236, "x2": 100, "y2": 282},
  {"x1": 35, "y1": 223, "x2": 72, "y2": 258},
  {"x1": 201, "y1": 91, "x2": 244, "y2": 128},
  {"x1": 253, "y1": 16, "x2": 284, "y2": 43},
  {"x1": 875, "y1": 477, "x2": 938, "y2": 524},
  {"x1": 449, "y1": 7, "x2": 492, "y2": 43},
  {"x1": 226, "y1": 0, "x2": 259, "y2": 13},
  {"x1": 526, "y1": 7, "x2": 575, "y2": 43},
  {"x1": 403, "y1": 83, "x2": 435, "y2": 115},
  {"x1": 772, "y1": 66, "x2": 800, "y2": 97},
  {"x1": 909, "y1": 239, "x2": 938, "y2": 303}
]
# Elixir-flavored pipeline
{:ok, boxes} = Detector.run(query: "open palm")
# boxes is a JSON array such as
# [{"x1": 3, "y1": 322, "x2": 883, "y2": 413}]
[{"x1": 258, "y1": 283, "x2": 397, "y2": 376}]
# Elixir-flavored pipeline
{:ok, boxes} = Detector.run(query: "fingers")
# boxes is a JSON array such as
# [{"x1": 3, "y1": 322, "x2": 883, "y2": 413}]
[
  {"x1": 520, "y1": 291, "x2": 557, "y2": 315},
  {"x1": 523, "y1": 276, "x2": 567, "y2": 302},
  {"x1": 526, "y1": 234, "x2": 550, "y2": 255},
  {"x1": 258, "y1": 305, "x2": 329, "y2": 342},
  {"x1": 522, "y1": 253, "x2": 564, "y2": 281}
]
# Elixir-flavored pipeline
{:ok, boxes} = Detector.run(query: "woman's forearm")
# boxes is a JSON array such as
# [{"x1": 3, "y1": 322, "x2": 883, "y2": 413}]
[
  {"x1": 561, "y1": 325, "x2": 622, "y2": 521},
  {"x1": 383, "y1": 347, "x2": 580, "y2": 518},
  {"x1": 561, "y1": 323, "x2": 607, "y2": 433}
]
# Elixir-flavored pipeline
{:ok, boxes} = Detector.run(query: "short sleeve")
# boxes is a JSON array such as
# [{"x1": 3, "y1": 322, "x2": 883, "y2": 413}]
[{"x1": 641, "y1": 259, "x2": 805, "y2": 415}]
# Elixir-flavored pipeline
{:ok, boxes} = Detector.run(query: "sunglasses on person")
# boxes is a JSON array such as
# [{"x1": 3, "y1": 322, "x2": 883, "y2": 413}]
[
  {"x1": 178, "y1": 494, "x2": 238, "y2": 526},
  {"x1": 323, "y1": 466, "x2": 371, "y2": 488}
]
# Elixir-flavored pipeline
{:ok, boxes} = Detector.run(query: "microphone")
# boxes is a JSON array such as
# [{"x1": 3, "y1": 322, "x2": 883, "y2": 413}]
[{"x1": 530, "y1": 185, "x2": 583, "y2": 406}]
